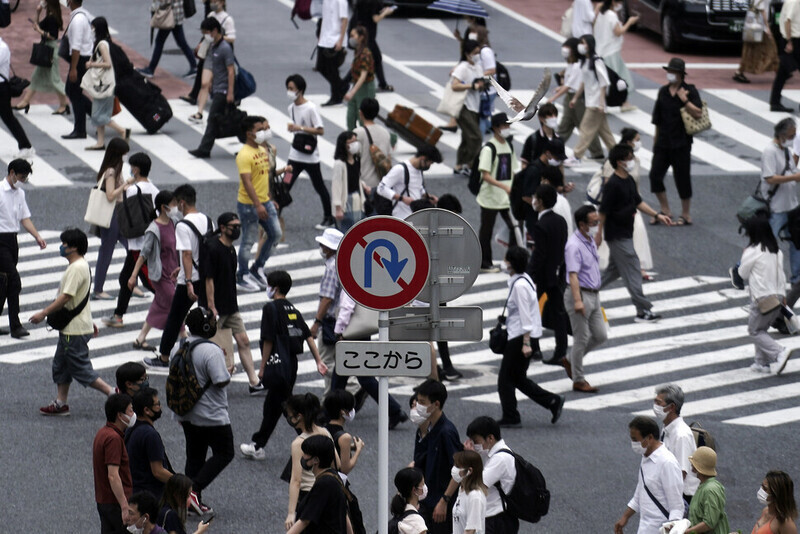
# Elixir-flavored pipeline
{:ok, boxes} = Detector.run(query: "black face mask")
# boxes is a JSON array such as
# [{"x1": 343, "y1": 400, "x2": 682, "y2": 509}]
[
  {"x1": 227, "y1": 227, "x2": 241, "y2": 241},
  {"x1": 150, "y1": 408, "x2": 162, "y2": 422}
]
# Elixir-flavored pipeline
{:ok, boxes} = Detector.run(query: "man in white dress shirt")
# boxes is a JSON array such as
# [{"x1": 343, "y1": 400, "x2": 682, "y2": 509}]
[
  {"x1": 61, "y1": 0, "x2": 93, "y2": 139},
  {"x1": 615, "y1": 416, "x2": 684, "y2": 534},
  {"x1": 652, "y1": 384, "x2": 699, "y2": 503},
  {"x1": 466, "y1": 416, "x2": 519, "y2": 534}
]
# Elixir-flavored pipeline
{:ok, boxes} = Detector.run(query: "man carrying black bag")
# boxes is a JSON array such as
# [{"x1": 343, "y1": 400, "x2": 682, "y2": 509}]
[
  {"x1": 239, "y1": 270, "x2": 328, "y2": 461},
  {"x1": 189, "y1": 17, "x2": 234, "y2": 159}
]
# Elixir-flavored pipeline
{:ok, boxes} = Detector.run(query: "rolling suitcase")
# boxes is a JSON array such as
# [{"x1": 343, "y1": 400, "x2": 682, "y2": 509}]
[
  {"x1": 115, "y1": 72, "x2": 172, "y2": 134},
  {"x1": 383, "y1": 105, "x2": 441, "y2": 149}
]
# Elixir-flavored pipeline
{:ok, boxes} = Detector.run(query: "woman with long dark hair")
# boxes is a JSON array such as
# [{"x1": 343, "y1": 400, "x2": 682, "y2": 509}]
[
  {"x1": 157, "y1": 474, "x2": 210, "y2": 534},
  {"x1": 331, "y1": 130, "x2": 365, "y2": 232},
  {"x1": 92, "y1": 137, "x2": 130, "y2": 300},
  {"x1": 738, "y1": 216, "x2": 795, "y2": 374},
  {"x1": 752, "y1": 471, "x2": 798, "y2": 534},
  {"x1": 85, "y1": 17, "x2": 129, "y2": 150},
  {"x1": 13, "y1": 0, "x2": 69, "y2": 115},
  {"x1": 451, "y1": 38, "x2": 485, "y2": 176},
  {"x1": 570, "y1": 34, "x2": 616, "y2": 161},
  {"x1": 390, "y1": 467, "x2": 428, "y2": 533},
  {"x1": 344, "y1": 25, "x2": 376, "y2": 131}
]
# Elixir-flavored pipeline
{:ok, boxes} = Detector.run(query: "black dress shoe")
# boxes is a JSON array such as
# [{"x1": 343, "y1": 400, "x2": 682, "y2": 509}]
[
  {"x1": 389, "y1": 411, "x2": 409, "y2": 430},
  {"x1": 354, "y1": 387, "x2": 369, "y2": 412},
  {"x1": 10, "y1": 326, "x2": 30, "y2": 339},
  {"x1": 188, "y1": 149, "x2": 210, "y2": 159},
  {"x1": 770, "y1": 104, "x2": 793, "y2": 112},
  {"x1": 550, "y1": 395, "x2": 566, "y2": 424},
  {"x1": 61, "y1": 132, "x2": 87, "y2": 139},
  {"x1": 180, "y1": 95, "x2": 197, "y2": 105},
  {"x1": 321, "y1": 98, "x2": 343, "y2": 107}
]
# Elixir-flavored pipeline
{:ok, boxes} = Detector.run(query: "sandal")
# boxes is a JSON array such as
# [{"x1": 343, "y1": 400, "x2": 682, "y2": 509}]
[
  {"x1": 676, "y1": 216, "x2": 693, "y2": 226},
  {"x1": 732, "y1": 72, "x2": 751, "y2": 84},
  {"x1": 378, "y1": 85, "x2": 394, "y2": 92},
  {"x1": 133, "y1": 339, "x2": 156, "y2": 351},
  {"x1": 649, "y1": 211, "x2": 667, "y2": 225},
  {"x1": 188, "y1": 112, "x2": 203, "y2": 123},
  {"x1": 642, "y1": 272, "x2": 654, "y2": 281}
]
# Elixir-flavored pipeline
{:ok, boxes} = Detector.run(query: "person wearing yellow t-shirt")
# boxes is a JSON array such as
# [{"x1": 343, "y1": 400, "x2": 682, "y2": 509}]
[
  {"x1": 236, "y1": 116, "x2": 283, "y2": 292},
  {"x1": 30, "y1": 228, "x2": 113, "y2": 416}
]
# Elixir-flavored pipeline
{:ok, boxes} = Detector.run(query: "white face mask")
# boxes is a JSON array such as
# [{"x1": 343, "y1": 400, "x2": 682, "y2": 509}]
[
  {"x1": 782, "y1": 138, "x2": 794, "y2": 149},
  {"x1": 633, "y1": 140, "x2": 642, "y2": 152},
  {"x1": 652, "y1": 403, "x2": 668, "y2": 421},
  {"x1": 548, "y1": 158, "x2": 561, "y2": 167},
  {"x1": 472, "y1": 443, "x2": 484, "y2": 454},
  {"x1": 168, "y1": 206, "x2": 183, "y2": 221},
  {"x1": 624, "y1": 159, "x2": 636, "y2": 173},
  {"x1": 418, "y1": 483, "x2": 428, "y2": 501},
  {"x1": 287, "y1": 90, "x2": 298, "y2": 101},
  {"x1": 613, "y1": 3, "x2": 623, "y2": 11},
  {"x1": 577, "y1": 43, "x2": 588, "y2": 55},
  {"x1": 666, "y1": 72, "x2": 678, "y2": 84},
  {"x1": 588, "y1": 225, "x2": 599, "y2": 238},
  {"x1": 631, "y1": 440, "x2": 646, "y2": 455},
  {"x1": 127, "y1": 518, "x2": 145, "y2": 534},
  {"x1": 545, "y1": 117, "x2": 559, "y2": 130},
  {"x1": 343, "y1": 408, "x2": 356, "y2": 422},
  {"x1": 468, "y1": 32, "x2": 477, "y2": 40},
  {"x1": 409, "y1": 403, "x2": 432, "y2": 425},
  {"x1": 266, "y1": 286, "x2": 277, "y2": 300},
  {"x1": 203, "y1": 34, "x2": 213, "y2": 44},
  {"x1": 121, "y1": 412, "x2": 137, "y2": 428},
  {"x1": 471, "y1": 53, "x2": 481, "y2": 64},
  {"x1": 349, "y1": 37, "x2": 360, "y2": 49},
  {"x1": 757, "y1": 487, "x2": 769, "y2": 505},
  {"x1": 451, "y1": 466, "x2": 464, "y2": 484},
  {"x1": 254, "y1": 129, "x2": 272, "y2": 144},
  {"x1": 348, "y1": 141, "x2": 361, "y2": 155},
  {"x1": 561, "y1": 47, "x2": 571, "y2": 59}
]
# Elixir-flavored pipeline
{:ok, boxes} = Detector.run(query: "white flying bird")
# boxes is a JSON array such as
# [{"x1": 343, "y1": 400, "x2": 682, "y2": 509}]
[{"x1": 490, "y1": 68, "x2": 551, "y2": 123}]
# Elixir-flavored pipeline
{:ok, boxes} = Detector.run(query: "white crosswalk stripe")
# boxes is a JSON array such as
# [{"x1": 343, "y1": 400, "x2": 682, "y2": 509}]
[{"x1": 3, "y1": 233, "x2": 800, "y2": 428}]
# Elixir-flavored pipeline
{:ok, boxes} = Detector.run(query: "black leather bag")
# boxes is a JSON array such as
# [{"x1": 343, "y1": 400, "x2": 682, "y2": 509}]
[
  {"x1": 46, "y1": 269, "x2": 91, "y2": 331},
  {"x1": 290, "y1": 106, "x2": 317, "y2": 154},
  {"x1": 0, "y1": 68, "x2": 30, "y2": 98},
  {"x1": 215, "y1": 104, "x2": 247, "y2": 140},
  {"x1": 183, "y1": 0, "x2": 197, "y2": 18},
  {"x1": 489, "y1": 277, "x2": 534, "y2": 354},
  {"x1": 30, "y1": 38, "x2": 54, "y2": 67},
  {"x1": 0, "y1": 2, "x2": 10, "y2": 28}
]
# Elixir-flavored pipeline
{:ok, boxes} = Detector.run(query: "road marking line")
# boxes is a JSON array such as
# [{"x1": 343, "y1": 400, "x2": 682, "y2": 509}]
[
  {"x1": 407, "y1": 18, "x2": 458, "y2": 40},
  {"x1": 724, "y1": 406, "x2": 800, "y2": 427},
  {"x1": 0, "y1": 129, "x2": 73, "y2": 187},
  {"x1": 705, "y1": 89, "x2": 790, "y2": 123},
  {"x1": 395, "y1": 60, "x2": 743, "y2": 69}
]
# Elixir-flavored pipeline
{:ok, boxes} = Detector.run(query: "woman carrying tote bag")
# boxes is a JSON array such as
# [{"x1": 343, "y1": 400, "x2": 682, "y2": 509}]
[
  {"x1": 83, "y1": 17, "x2": 129, "y2": 151},
  {"x1": 13, "y1": 0, "x2": 69, "y2": 115}
]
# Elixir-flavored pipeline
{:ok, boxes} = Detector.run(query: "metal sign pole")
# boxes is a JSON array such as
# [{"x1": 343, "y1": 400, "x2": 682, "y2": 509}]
[
  {"x1": 430, "y1": 211, "x2": 441, "y2": 347},
  {"x1": 378, "y1": 310, "x2": 389, "y2": 534}
]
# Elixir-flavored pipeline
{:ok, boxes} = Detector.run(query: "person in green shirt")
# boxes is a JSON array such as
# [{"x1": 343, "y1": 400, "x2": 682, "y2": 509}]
[{"x1": 685, "y1": 446, "x2": 730, "y2": 534}]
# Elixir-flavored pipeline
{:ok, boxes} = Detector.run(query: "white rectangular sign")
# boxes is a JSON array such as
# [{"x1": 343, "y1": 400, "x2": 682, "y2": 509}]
[{"x1": 335, "y1": 341, "x2": 432, "y2": 377}]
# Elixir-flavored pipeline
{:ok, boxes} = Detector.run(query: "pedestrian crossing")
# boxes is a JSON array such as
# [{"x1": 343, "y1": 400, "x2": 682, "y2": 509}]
[{"x1": 4, "y1": 231, "x2": 800, "y2": 428}]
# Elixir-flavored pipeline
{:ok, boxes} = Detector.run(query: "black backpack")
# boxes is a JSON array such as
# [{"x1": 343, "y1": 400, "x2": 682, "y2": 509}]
[
  {"x1": 177, "y1": 216, "x2": 214, "y2": 278},
  {"x1": 782, "y1": 204, "x2": 800, "y2": 249},
  {"x1": 496, "y1": 60, "x2": 511, "y2": 91},
  {"x1": 493, "y1": 449, "x2": 550, "y2": 523},
  {"x1": 118, "y1": 185, "x2": 155, "y2": 239},
  {"x1": 388, "y1": 509, "x2": 422, "y2": 534},
  {"x1": 469, "y1": 142, "x2": 515, "y2": 196},
  {"x1": 372, "y1": 163, "x2": 410, "y2": 216},
  {"x1": 165, "y1": 339, "x2": 213, "y2": 416},
  {"x1": 596, "y1": 59, "x2": 628, "y2": 107}
]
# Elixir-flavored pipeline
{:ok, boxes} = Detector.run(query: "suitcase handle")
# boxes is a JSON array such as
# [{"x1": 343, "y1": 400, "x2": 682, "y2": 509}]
[{"x1": 402, "y1": 111, "x2": 438, "y2": 144}]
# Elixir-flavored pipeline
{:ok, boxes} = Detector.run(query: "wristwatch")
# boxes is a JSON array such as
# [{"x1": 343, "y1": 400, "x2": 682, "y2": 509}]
[
  {"x1": 314, "y1": 318, "x2": 322, "y2": 325},
  {"x1": 441, "y1": 494, "x2": 452, "y2": 504}
]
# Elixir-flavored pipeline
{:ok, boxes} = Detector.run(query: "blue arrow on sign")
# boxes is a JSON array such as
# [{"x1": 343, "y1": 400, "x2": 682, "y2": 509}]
[{"x1": 364, "y1": 239, "x2": 408, "y2": 288}]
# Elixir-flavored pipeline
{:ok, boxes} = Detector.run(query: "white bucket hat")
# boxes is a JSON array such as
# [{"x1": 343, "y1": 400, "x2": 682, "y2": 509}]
[{"x1": 315, "y1": 228, "x2": 344, "y2": 251}]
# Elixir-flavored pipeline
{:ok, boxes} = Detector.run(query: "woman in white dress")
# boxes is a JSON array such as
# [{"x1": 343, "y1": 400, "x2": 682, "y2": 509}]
[
  {"x1": 593, "y1": 0, "x2": 639, "y2": 112},
  {"x1": 597, "y1": 128, "x2": 653, "y2": 280}
]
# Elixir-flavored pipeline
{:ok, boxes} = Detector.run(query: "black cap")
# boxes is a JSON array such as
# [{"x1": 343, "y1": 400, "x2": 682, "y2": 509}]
[
  {"x1": 217, "y1": 211, "x2": 238, "y2": 228},
  {"x1": 491, "y1": 112, "x2": 509, "y2": 129},
  {"x1": 662, "y1": 57, "x2": 687, "y2": 76},
  {"x1": 545, "y1": 137, "x2": 567, "y2": 161}
]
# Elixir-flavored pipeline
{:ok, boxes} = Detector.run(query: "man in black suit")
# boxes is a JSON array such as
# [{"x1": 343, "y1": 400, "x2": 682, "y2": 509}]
[{"x1": 528, "y1": 183, "x2": 571, "y2": 378}]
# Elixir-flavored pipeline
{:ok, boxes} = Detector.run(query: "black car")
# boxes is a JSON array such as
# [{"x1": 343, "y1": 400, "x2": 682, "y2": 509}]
[{"x1": 623, "y1": 0, "x2": 777, "y2": 52}]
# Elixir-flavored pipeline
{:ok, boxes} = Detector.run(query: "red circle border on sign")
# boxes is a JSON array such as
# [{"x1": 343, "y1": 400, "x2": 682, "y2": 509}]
[{"x1": 337, "y1": 217, "x2": 430, "y2": 311}]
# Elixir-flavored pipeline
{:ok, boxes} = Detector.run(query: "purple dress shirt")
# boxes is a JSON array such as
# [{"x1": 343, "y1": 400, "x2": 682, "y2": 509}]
[{"x1": 564, "y1": 230, "x2": 601, "y2": 290}]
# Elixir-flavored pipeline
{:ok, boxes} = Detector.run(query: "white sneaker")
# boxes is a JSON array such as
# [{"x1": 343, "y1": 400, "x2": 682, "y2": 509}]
[
  {"x1": 749, "y1": 362, "x2": 771, "y2": 374},
  {"x1": 240, "y1": 442, "x2": 266, "y2": 460},
  {"x1": 245, "y1": 272, "x2": 267, "y2": 290},
  {"x1": 562, "y1": 156, "x2": 581, "y2": 168},
  {"x1": 15, "y1": 147, "x2": 36, "y2": 160},
  {"x1": 774, "y1": 347, "x2": 795, "y2": 375},
  {"x1": 236, "y1": 278, "x2": 260, "y2": 293}
]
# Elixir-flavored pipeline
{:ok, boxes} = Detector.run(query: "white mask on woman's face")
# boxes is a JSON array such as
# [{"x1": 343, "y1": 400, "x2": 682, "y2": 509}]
[
  {"x1": 450, "y1": 466, "x2": 464, "y2": 484},
  {"x1": 417, "y1": 483, "x2": 428, "y2": 501},
  {"x1": 577, "y1": 43, "x2": 588, "y2": 55},
  {"x1": 348, "y1": 141, "x2": 361, "y2": 155},
  {"x1": 666, "y1": 72, "x2": 678, "y2": 84},
  {"x1": 561, "y1": 47, "x2": 571, "y2": 59},
  {"x1": 757, "y1": 487, "x2": 769, "y2": 505},
  {"x1": 343, "y1": 408, "x2": 356, "y2": 422},
  {"x1": 468, "y1": 32, "x2": 477, "y2": 40},
  {"x1": 613, "y1": 3, "x2": 623, "y2": 11},
  {"x1": 471, "y1": 53, "x2": 481, "y2": 64},
  {"x1": 633, "y1": 140, "x2": 642, "y2": 152}
]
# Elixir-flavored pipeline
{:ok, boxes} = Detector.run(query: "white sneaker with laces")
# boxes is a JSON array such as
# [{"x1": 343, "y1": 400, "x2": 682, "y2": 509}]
[
  {"x1": 240, "y1": 442, "x2": 266, "y2": 460},
  {"x1": 245, "y1": 272, "x2": 266, "y2": 290},
  {"x1": 15, "y1": 147, "x2": 36, "y2": 160},
  {"x1": 237, "y1": 277, "x2": 260, "y2": 293},
  {"x1": 749, "y1": 362, "x2": 771, "y2": 374}
]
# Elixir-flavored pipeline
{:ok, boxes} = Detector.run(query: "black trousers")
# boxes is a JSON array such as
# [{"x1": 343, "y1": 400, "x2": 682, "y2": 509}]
[
  {"x1": 114, "y1": 250, "x2": 154, "y2": 318},
  {"x1": 0, "y1": 233, "x2": 21, "y2": 329},
  {"x1": 0, "y1": 83, "x2": 31, "y2": 149},
  {"x1": 418, "y1": 499, "x2": 454, "y2": 534},
  {"x1": 498, "y1": 336, "x2": 558, "y2": 422},
  {"x1": 196, "y1": 93, "x2": 227, "y2": 154},
  {"x1": 159, "y1": 283, "x2": 205, "y2": 358},
  {"x1": 181, "y1": 422, "x2": 234, "y2": 495},
  {"x1": 649, "y1": 145, "x2": 692, "y2": 199},
  {"x1": 97, "y1": 502, "x2": 125, "y2": 534},
  {"x1": 285, "y1": 159, "x2": 332, "y2": 218},
  {"x1": 479, "y1": 207, "x2": 517, "y2": 268},
  {"x1": 541, "y1": 284, "x2": 569, "y2": 362},
  {"x1": 367, "y1": 38, "x2": 388, "y2": 88},
  {"x1": 315, "y1": 46, "x2": 346, "y2": 100},
  {"x1": 252, "y1": 359, "x2": 298, "y2": 449},
  {"x1": 188, "y1": 57, "x2": 205, "y2": 100},
  {"x1": 485, "y1": 511, "x2": 520, "y2": 534},
  {"x1": 771, "y1": 35, "x2": 800, "y2": 106},
  {"x1": 64, "y1": 56, "x2": 91, "y2": 136}
]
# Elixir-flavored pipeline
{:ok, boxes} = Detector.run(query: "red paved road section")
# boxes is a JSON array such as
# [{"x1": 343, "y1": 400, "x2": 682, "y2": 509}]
[
  {"x1": 492, "y1": 0, "x2": 778, "y2": 89},
  {"x1": 3, "y1": 3, "x2": 189, "y2": 106}
]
